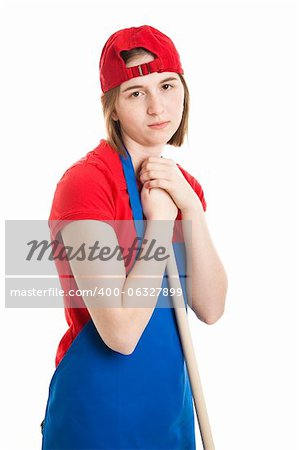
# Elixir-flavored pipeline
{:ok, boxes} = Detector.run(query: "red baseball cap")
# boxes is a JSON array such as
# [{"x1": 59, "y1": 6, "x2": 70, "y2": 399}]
[{"x1": 99, "y1": 25, "x2": 184, "y2": 93}]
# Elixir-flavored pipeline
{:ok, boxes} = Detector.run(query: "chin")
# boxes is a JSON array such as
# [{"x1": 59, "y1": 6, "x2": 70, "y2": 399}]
[
  {"x1": 146, "y1": 133, "x2": 174, "y2": 145},
  {"x1": 145, "y1": 139, "x2": 168, "y2": 148}
]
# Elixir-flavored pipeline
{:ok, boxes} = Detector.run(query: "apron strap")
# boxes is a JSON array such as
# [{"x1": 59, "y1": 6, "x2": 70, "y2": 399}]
[
  {"x1": 119, "y1": 144, "x2": 146, "y2": 266},
  {"x1": 119, "y1": 144, "x2": 144, "y2": 222}
]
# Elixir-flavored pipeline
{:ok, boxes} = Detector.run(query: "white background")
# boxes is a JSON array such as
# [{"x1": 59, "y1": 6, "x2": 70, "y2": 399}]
[{"x1": 1, "y1": 0, "x2": 298, "y2": 449}]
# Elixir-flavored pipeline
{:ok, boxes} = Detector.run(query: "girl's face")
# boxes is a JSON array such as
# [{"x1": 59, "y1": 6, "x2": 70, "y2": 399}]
[{"x1": 112, "y1": 53, "x2": 185, "y2": 149}]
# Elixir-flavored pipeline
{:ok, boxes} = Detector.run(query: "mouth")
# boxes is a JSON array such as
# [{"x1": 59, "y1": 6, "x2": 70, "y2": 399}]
[{"x1": 148, "y1": 121, "x2": 170, "y2": 129}]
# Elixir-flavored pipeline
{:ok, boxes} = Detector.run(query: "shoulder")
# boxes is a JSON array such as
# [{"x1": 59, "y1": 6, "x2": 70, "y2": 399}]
[
  {"x1": 53, "y1": 139, "x2": 122, "y2": 194},
  {"x1": 59, "y1": 142, "x2": 113, "y2": 182},
  {"x1": 48, "y1": 140, "x2": 120, "y2": 223}
]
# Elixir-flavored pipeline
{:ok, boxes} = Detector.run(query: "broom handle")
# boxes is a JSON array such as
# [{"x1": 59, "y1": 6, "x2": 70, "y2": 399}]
[{"x1": 166, "y1": 244, "x2": 215, "y2": 450}]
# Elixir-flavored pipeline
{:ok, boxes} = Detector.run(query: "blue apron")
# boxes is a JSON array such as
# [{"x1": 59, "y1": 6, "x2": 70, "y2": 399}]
[{"x1": 41, "y1": 145, "x2": 196, "y2": 449}]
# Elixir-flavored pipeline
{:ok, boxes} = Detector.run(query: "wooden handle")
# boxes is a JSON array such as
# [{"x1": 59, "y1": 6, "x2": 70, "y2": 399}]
[{"x1": 166, "y1": 244, "x2": 215, "y2": 450}]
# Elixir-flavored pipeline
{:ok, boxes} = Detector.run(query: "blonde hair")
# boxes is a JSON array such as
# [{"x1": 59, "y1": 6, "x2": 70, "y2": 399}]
[{"x1": 100, "y1": 47, "x2": 189, "y2": 157}]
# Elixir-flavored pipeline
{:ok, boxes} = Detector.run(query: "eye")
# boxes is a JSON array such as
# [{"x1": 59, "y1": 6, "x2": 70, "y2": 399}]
[
  {"x1": 162, "y1": 83, "x2": 173, "y2": 90},
  {"x1": 130, "y1": 91, "x2": 142, "y2": 98}
]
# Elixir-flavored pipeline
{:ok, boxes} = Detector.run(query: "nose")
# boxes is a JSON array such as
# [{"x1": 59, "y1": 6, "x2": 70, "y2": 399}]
[{"x1": 147, "y1": 92, "x2": 165, "y2": 116}]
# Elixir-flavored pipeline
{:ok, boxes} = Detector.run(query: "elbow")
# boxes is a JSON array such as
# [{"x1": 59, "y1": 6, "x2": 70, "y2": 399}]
[
  {"x1": 205, "y1": 276, "x2": 228, "y2": 325},
  {"x1": 105, "y1": 336, "x2": 137, "y2": 356},
  {"x1": 204, "y1": 298, "x2": 226, "y2": 325},
  {"x1": 105, "y1": 333, "x2": 138, "y2": 356},
  {"x1": 111, "y1": 344, "x2": 135, "y2": 356},
  {"x1": 195, "y1": 271, "x2": 228, "y2": 325},
  {"x1": 90, "y1": 306, "x2": 138, "y2": 356},
  {"x1": 201, "y1": 294, "x2": 227, "y2": 325},
  {"x1": 93, "y1": 325, "x2": 137, "y2": 356},
  {"x1": 204, "y1": 311, "x2": 224, "y2": 325},
  {"x1": 195, "y1": 309, "x2": 223, "y2": 325}
]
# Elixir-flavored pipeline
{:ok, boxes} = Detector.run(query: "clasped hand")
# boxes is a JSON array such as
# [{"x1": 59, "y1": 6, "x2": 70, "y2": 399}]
[{"x1": 138, "y1": 156, "x2": 198, "y2": 213}]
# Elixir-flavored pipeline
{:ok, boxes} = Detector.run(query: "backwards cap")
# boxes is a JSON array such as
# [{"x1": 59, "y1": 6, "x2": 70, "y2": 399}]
[{"x1": 99, "y1": 25, "x2": 184, "y2": 93}]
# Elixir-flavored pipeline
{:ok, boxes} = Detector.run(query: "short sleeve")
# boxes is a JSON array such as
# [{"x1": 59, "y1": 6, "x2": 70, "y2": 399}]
[
  {"x1": 176, "y1": 163, "x2": 207, "y2": 212},
  {"x1": 48, "y1": 162, "x2": 115, "y2": 241},
  {"x1": 191, "y1": 176, "x2": 207, "y2": 212}
]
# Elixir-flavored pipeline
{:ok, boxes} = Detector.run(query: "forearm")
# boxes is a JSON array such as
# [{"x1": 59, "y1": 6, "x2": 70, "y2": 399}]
[
  {"x1": 181, "y1": 201, "x2": 228, "y2": 324},
  {"x1": 122, "y1": 219, "x2": 175, "y2": 346},
  {"x1": 60, "y1": 219, "x2": 175, "y2": 355}
]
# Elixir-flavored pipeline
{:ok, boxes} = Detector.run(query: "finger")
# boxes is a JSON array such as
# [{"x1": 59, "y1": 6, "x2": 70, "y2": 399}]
[
  {"x1": 140, "y1": 157, "x2": 175, "y2": 170},
  {"x1": 144, "y1": 179, "x2": 171, "y2": 189},
  {"x1": 146, "y1": 156, "x2": 175, "y2": 165},
  {"x1": 139, "y1": 164, "x2": 175, "y2": 177},
  {"x1": 139, "y1": 166, "x2": 160, "y2": 178},
  {"x1": 140, "y1": 170, "x2": 172, "y2": 183}
]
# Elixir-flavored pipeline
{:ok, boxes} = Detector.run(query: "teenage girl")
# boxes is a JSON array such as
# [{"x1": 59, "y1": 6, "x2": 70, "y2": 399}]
[{"x1": 41, "y1": 24, "x2": 228, "y2": 449}]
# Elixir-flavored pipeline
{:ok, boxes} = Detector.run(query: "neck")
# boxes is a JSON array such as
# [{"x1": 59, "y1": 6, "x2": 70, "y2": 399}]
[{"x1": 121, "y1": 137, "x2": 165, "y2": 175}]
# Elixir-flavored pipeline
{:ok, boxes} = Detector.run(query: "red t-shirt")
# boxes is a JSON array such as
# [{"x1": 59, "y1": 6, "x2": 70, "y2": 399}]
[{"x1": 48, "y1": 139, "x2": 207, "y2": 368}]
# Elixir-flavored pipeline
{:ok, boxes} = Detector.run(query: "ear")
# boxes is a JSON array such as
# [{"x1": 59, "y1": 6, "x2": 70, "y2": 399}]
[{"x1": 111, "y1": 110, "x2": 119, "y2": 121}]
